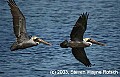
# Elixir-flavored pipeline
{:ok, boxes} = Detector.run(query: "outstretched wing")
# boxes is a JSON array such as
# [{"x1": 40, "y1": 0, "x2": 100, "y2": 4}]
[
  {"x1": 72, "y1": 48, "x2": 92, "y2": 67},
  {"x1": 8, "y1": 0, "x2": 29, "y2": 43},
  {"x1": 70, "y1": 12, "x2": 89, "y2": 41}
]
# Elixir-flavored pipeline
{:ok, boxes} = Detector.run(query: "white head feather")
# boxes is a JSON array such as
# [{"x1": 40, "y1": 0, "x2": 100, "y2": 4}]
[
  {"x1": 83, "y1": 38, "x2": 92, "y2": 46},
  {"x1": 31, "y1": 36, "x2": 40, "y2": 44},
  {"x1": 86, "y1": 42, "x2": 92, "y2": 46},
  {"x1": 83, "y1": 38, "x2": 90, "y2": 42}
]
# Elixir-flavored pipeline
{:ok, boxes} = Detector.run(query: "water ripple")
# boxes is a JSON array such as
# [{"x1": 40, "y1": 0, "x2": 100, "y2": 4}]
[{"x1": 0, "y1": 0, "x2": 120, "y2": 77}]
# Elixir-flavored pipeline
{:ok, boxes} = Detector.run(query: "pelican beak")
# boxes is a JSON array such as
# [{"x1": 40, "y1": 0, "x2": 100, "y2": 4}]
[
  {"x1": 89, "y1": 39, "x2": 106, "y2": 46},
  {"x1": 37, "y1": 38, "x2": 52, "y2": 46}
]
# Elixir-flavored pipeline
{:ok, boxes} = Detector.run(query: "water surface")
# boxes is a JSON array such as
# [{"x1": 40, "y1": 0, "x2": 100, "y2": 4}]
[{"x1": 0, "y1": 0, "x2": 120, "y2": 77}]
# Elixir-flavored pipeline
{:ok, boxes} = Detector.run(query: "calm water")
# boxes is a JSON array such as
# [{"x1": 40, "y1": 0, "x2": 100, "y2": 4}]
[{"x1": 0, "y1": 0, "x2": 120, "y2": 77}]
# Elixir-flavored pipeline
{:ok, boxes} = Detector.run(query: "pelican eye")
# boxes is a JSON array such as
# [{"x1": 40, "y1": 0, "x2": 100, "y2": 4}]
[
  {"x1": 33, "y1": 38, "x2": 39, "y2": 42},
  {"x1": 87, "y1": 38, "x2": 91, "y2": 42}
]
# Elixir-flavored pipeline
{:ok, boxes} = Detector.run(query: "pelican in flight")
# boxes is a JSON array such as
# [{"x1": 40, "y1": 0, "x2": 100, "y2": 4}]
[
  {"x1": 60, "y1": 12, "x2": 105, "y2": 67},
  {"x1": 8, "y1": 0, "x2": 51, "y2": 51}
]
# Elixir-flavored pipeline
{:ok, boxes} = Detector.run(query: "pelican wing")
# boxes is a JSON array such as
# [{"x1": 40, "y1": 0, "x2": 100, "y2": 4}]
[
  {"x1": 8, "y1": 0, "x2": 29, "y2": 43},
  {"x1": 70, "y1": 12, "x2": 89, "y2": 41},
  {"x1": 72, "y1": 48, "x2": 92, "y2": 67}
]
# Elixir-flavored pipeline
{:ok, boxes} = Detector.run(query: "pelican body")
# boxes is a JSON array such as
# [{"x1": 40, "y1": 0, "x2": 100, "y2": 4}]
[
  {"x1": 60, "y1": 38, "x2": 105, "y2": 48},
  {"x1": 60, "y1": 12, "x2": 105, "y2": 67},
  {"x1": 60, "y1": 40, "x2": 90, "y2": 48},
  {"x1": 8, "y1": 0, "x2": 51, "y2": 51},
  {"x1": 11, "y1": 36, "x2": 51, "y2": 51}
]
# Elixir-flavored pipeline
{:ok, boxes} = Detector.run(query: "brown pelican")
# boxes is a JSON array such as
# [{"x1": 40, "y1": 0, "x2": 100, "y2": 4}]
[
  {"x1": 60, "y1": 12, "x2": 106, "y2": 67},
  {"x1": 7, "y1": 0, "x2": 51, "y2": 51}
]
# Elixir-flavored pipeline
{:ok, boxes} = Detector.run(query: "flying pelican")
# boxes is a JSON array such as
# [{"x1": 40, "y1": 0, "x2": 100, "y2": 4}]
[
  {"x1": 7, "y1": 0, "x2": 51, "y2": 51},
  {"x1": 60, "y1": 12, "x2": 106, "y2": 67}
]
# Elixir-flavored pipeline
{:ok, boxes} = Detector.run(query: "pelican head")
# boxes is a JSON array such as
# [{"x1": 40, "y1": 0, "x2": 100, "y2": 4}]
[
  {"x1": 32, "y1": 36, "x2": 51, "y2": 45},
  {"x1": 83, "y1": 38, "x2": 92, "y2": 46},
  {"x1": 83, "y1": 38, "x2": 106, "y2": 46}
]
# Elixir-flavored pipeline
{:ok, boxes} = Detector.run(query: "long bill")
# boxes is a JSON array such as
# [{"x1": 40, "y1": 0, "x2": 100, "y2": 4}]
[
  {"x1": 90, "y1": 39, "x2": 106, "y2": 46},
  {"x1": 37, "y1": 38, "x2": 52, "y2": 46}
]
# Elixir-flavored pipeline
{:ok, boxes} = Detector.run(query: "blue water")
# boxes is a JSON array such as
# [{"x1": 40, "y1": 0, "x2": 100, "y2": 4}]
[{"x1": 0, "y1": 0, "x2": 120, "y2": 77}]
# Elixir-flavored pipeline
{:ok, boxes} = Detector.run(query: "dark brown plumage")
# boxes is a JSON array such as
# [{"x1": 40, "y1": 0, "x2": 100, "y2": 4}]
[
  {"x1": 70, "y1": 12, "x2": 92, "y2": 67},
  {"x1": 8, "y1": 0, "x2": 51, "y2": 51},
  {"x1": 60, "y1": 12, "x2": 105, "y2": 67},
  {"x1": 70, "y1": 12, "x2": 89, "y2": 41},
  {"x1": 8, "y1": 0, "x2": 29, "y2": 43}
]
